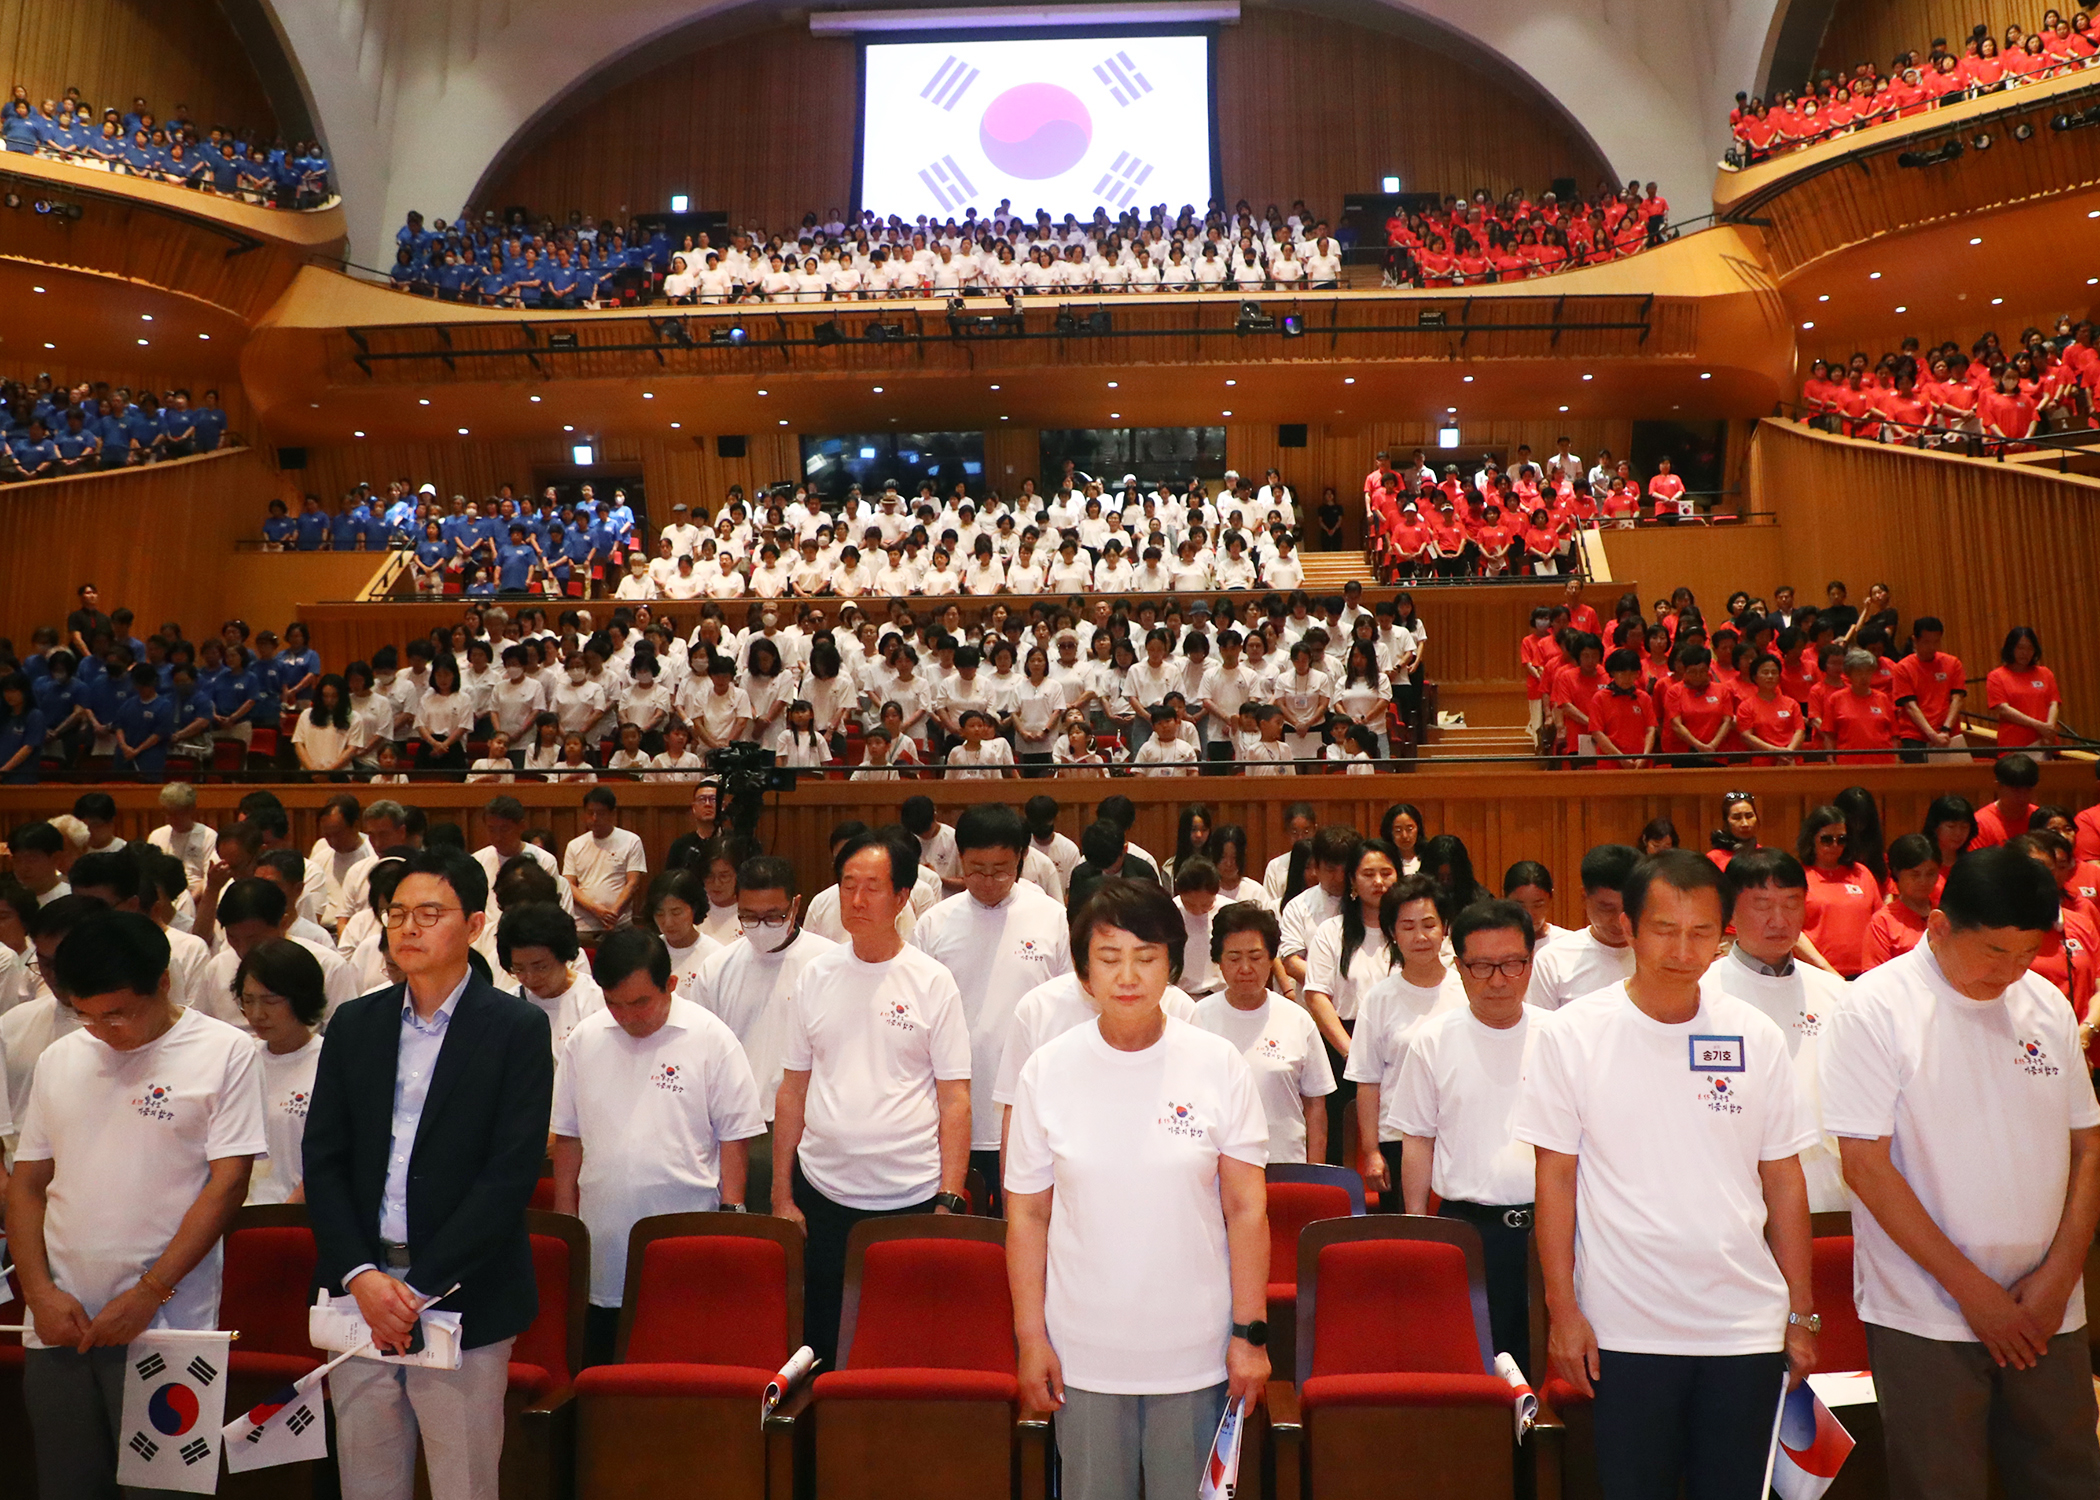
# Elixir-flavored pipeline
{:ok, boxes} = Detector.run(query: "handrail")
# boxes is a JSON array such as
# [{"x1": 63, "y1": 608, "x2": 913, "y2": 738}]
[{"x1": 1772, "y1": 400, "x2": 2100, "y2": 466}]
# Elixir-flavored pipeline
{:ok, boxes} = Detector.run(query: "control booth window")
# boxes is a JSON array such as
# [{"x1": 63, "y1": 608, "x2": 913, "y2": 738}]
[
  {"x1": 1039, "y1": 427, "x2": 1227, "y2": 489},
  {"x1": 801, "y1": 431, "x2": 985, "y2": 503}
]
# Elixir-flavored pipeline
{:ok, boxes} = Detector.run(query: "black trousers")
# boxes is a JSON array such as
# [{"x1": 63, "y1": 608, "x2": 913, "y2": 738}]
[
  {"x1": 1438, "y1": 1200, "x2": 1534, "y2": 1377},
  {"x1": 793, "y1": 1157, "x2": 935, "y2": 1369},
  {"x1": 969, "y1": 1147, "x2": 1004, "y2": 1215},
  {"x1": 1321, "y1": 1019, "x2": 1354, "y2": 1167},
  {"x1": 1590, "y1": 1349, "x2": 1787, "y2": 1500},
  {"x1": 583, "y1": 1304, "x2": 623, "y2": 1369}
]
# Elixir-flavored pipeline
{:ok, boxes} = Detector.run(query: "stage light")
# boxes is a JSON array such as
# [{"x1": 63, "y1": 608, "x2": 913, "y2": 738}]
[
  {"x1": 1897, "y1": 138, "x2": 1964, "y2": 168},
  {"x1": 1087, "y1": 310, "x2": 1113, "y2": 335},
  {"x1": 1054, "y1": 308, "x2": 1081, "y2": 335},
  {"x1": 710, "y1": 325, "x2": 749, "y2": 345},
  {"x1": 1235, "y1": 301, "x2": 1274, "y2": 334},
  {"x1": 865, "y1": 321, "x2": 906, "y2": 341},
  {"x1": 814, "y1": 321, "x2": 846, "y2": 345},
  {"x1": 2013, "y1": 122, "x2": 2034, "y2": 141},
  {"x1": 2051, "y1": 108, "x2": 2100, "y2": 131},
  {"x1": 1437, "y1": 426, "x2": 1460, "y2": 449},
  {"x1": 1971, "y1": 131, "x2": 1993, "y2": 150},
  {"x1": 1280, "y1": 314, "x2": 1306, "y2": 337}
]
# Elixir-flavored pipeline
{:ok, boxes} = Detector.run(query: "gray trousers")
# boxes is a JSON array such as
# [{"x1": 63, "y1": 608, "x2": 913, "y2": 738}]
[
  {"x1": 24, "y1": 1345, "x2": 192, "y2": 1500},
  {"x1": 329, "y1": 1337, "x2": 515, "y2": 1500},
  {"x1": 1057, "y1": 1382, "x2": 1227, "y2": 1500},
  {"x1": 1867, "y1": 1322, "x2": 2100, "y2": 1499}
]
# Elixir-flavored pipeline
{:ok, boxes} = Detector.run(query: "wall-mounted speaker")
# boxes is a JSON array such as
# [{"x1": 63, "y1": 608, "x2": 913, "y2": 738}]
[
  {"x1": 716, "y1": 435, "x2": 747, "y2": 459},
  {"x1": 277, "y1": 447, "x2": 307, "y2": 470},
  {"x1": 1278, "y1": 424, "x2": 1308, "y2": 448}
]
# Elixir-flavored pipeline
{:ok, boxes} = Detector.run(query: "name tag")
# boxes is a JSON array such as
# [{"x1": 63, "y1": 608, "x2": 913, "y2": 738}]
[{"x1": 1691, "y1": 1035, "x2": 1745, "y2": 1072}]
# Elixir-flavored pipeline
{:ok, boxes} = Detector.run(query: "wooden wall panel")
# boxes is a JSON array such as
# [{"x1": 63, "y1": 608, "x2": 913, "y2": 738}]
[
  {"x1": 5, "y1": 760, "x2": 2087, "y2": 933},
  {"x1": 0, "y1": 446, "x2": 282, "y2": 643},
  {"x1": 0, "y1": 0, "x2": 277, "y2": 137},
  {"x1": 1593, "y1": 521, "x2": 1791, "y2": 620},
  {"x1": 1814, "y1": 0, "x2": 2040, "y2": 77},
  {"x1": 220, "y1": 552, "x2": 391, "y2": 639},
  {"x1": 477, "y1": 9, "x2": 1611, "y2": 235},
  {"x1": 1754, "y1": 417, "x2": 2100, "y2": 729}
]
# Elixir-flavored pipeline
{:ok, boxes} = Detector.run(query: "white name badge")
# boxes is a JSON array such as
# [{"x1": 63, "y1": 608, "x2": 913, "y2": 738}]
[{"x1": 1690, "y1": 1035, "x2": 1745, "y2": 1072}]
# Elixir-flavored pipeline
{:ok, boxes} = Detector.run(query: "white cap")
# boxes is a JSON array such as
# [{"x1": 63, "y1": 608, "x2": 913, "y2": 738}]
[{"x1": 418, "y1": 483, "x2": 436, "y2": 495}]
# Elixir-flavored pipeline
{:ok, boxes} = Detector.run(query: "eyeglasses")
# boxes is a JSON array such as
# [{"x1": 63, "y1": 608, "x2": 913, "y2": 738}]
[
  {"x1": 1814, "y1": 833, "x2": 1848, "y2": 846},
  {"x1": 1461, "y1": 958, "x2": 1532, "y2": 980},
  {"x1": 382, "y1": 902, "x2": 462, "y2": 929},
  {"x1": 737, "y1": 912, "x2": 794, "y2": 931}
]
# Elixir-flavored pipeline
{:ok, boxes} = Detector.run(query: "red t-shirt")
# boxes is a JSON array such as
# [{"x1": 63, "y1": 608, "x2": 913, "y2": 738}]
[
  {"x1": 2027, "y1": 905, "x2": 2100, "y2": 1015},
  {"x1": 1733, "y1": 691, "x2": 1806, "y2": 761},
  {"x1": 2074, "y1": 805, "x2": 2100, "y2": 863},
  {"x1": 1521, "y1": 633, "x2": 1561, "y2": 700},
  {"x1": 1660, "y1": 679, "x2": 1735, "y2": 754},
  {"x1": 1588, "y1": 684, "x2": 1659, "y2": 767},
  {"x1": 1822, "y1": 686, "x2": 1899, "y2": 764},
  {"x1": 1553, "y1": 665, "x2": 1608, "y2": 750},
  {"x1": 1970, "y1": 798, "x2": 2035, "y2": 849},
  {"x1": 1887, "y1": 651, "x2": 1968, "y2": 732},
  {"x1": 1861, "y1": 900, "x2": 1928, "y2": 970},
  {"x1": 1986, "y1": 664, "x2": 2059, "y2": 748},
  {"x1": 1804, "y1": 863, "x2": 1884, "y2": 977}
]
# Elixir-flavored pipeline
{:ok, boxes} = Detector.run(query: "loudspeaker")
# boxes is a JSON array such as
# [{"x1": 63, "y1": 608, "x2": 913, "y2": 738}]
[
  {"x1": 277, "y1": 447, "x2": 307, "y2": 470},
  {"x1": 716, "y1": 435, "x2": 747, "y2": 459},
  {"x1": 1278, "y1": 424, "x2": 1308, "y2": 448},
  {"x1": 1550, "y1": 176, "x2": 1578, "y2": 202}
]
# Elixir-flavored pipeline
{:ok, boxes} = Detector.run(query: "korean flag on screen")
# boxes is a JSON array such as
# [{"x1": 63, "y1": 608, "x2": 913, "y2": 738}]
[{"x1": 860, "y1": 34, "x2": 1213, "y2": 221}]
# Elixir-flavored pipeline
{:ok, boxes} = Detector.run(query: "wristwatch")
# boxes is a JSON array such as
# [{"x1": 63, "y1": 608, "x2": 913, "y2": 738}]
[
  {"x1": 1788, "y1": 1312, "x2": 1821, "y2": 1333},
  {"x1": 1231, "y1": 1320, "x2": 1268, "y2": 1348},
  {"x1": 718, "y1": 1203, "x2": 748, "y2": 1214},
  {"x1": 932, "y1": 1191, "x2": 970, "y2": 1214}
]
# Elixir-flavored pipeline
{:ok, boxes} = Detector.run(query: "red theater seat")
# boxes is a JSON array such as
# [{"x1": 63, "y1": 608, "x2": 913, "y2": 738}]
[
  {"x1": 499, "y1": 1210, "x2": 587, "y2": 1500},
  {"x1": 217, "y1": 1206, "x2": 326, "y2": 1500},
  {"x1": 1271, "y1": 1217, "x2": 1513, "y2": 1500},
  {"x1": 807, "y1": 1216, "x2": 1048, "y2": 1499},
  {"x1": 1264, "y1": 1164, "x2": 1364, "y2": 1381},
  {"x1": 570, "y1": 1212, "x2": 804, "y2": 1500}
]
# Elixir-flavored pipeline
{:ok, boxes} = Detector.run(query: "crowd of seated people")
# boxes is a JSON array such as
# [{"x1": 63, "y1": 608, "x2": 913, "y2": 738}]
[
  {"x1": 381, "y1": 181, "x2": 1677, "y2": 307},
  {"x1": 0, "y1": 376, "x2": 233, "y2": 481},
  {"x1": 261, "y1": 467, "x2": 1320, "y2": 602},
  {"x1": 0, "y1": 86, "x2": 330, "y2": 207},
  {"x1": 1378, "y1": 180, "x2": 1675, "y2": 287},
  {"x1": 1519, "y1": 574, "x2": 2063, "y2": 767},
  {"x1": 1800, "y1": 316, "x2": 2098, "y2": 445},
  {"x1": 1, "y1": 564, "x2": 1445, "y2": 786},
  {"x1": 1727, "y1": 10, "x2": 2100, "y2": 162},
  {"x1": 1363, "y1": 440, "x2": 1702, "y2": 581}
]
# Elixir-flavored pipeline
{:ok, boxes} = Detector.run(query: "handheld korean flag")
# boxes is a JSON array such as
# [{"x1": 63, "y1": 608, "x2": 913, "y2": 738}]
[
  {"x1": 220, "y1": 1347, "x2": 355, "y2": 1473},
  {"x1": 1769, "y1": 1379, "x2": 1855, "y2": 1499},
  {"x1": 760, "y1": 1345, "x2": 820, "y2": 1428},
  {"x1": 117, "y1": 1330, "x2": 232, "y2": 1493},
  {"x1": 1198, "y1": 1397, "x2": 1244, "y2": 1500},
  {"x1": 1494, "y1": 1352, "x2": 1539, "y2": 1441}
]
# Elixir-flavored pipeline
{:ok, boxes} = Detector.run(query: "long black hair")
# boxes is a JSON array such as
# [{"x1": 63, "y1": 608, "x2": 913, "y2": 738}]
[
  {"x1": 1834, "y1": 785, "x2": 1888, "y2": 885},
  {"x1": 1338, "y1": 838, "x2": 1402, "y2": 976},
  {"x1": 308, "y1": 673, "x2": 351, "y2": 730},
  {"x1": 1419, "y1": 833, "x2": 1489, "y2": 909},
  {"x1": 1172, "y1": 803, "x2": 1215, "y2": 867}
]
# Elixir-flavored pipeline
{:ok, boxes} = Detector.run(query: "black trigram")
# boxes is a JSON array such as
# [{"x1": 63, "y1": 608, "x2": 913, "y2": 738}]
[
  {"x1": 186, "y1": 1355, "x2": 219, "y2": 1385},
  {"x1": 179, "y1": 1439, "x2": 212, "y2": 1466},
  {"x1": 917, "y1": 156, "x2": 978, "y2": 212},
  {"x1": 1092, "y1": 152, "x2": 1154, "y2": 209},
  {"x1": 288, "y1": 1406, "x2": 317, "y2": 1436},
  {"x1": 134, "y1": 1352, "x2": 166, "y2": 1381},
  {"x1": 129, "y1": 1433, "x2": 160, "y2": 1463},
  {"x1": 1093, "y1": 51, "x2": 1153, "y2": 106},
  {"x1": 920, "y1": 56, "x2": 980, "y2": 112}
]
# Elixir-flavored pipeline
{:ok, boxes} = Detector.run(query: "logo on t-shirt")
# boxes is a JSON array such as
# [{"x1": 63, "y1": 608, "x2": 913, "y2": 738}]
[
  {"x1": 1697, "y1": 1076, "x2": 1744, "y2": 1114},
  {"x1": 280, "y1": 1089, "x2": 311, "y2": 1119},
  {"x1": 2016, "y1": 1038, "x2": 2061, "y2": 1077},
  {"x1": 132, "y1": 1084, "x2": 178, "y2": 1122},
  {"x1": 1796, "y1": 1012, "x2": 1822, "y2": 1038},
  {"x1": 652, "y1": 1063, "x2": 686, "y2": 1093},
  {"x1": 882, "y1": 1001, "x2": 917, "y2": 1032},
  {"x1": 1159, "y1": 1100, "x2": 1204, "y2": 1138},
  {"x1": 1014, "y1": 937, "x2": 1051, "y2": 962},
  {"x1": 1255, "y1": 1037, "x2": 1287, "y2": 1059}
]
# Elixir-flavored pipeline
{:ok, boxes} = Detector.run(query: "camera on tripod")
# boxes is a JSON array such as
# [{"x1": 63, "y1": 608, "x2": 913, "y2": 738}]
[{"x1": 705, "y1": 742, "x2": 798, "y2": 838}]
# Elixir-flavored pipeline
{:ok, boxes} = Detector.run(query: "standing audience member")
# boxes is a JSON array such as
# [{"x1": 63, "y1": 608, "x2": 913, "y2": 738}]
[
  {"x1": 1350, "y1": 876, "x2": 1469, "y2": 1194},
  {"x1": 562, "y1": 786, "x2": 647, "y2": 935},
  {"x1": 1517, "y1": 853, "x2": 1819, "y2": 1499},
  {"x1": 553, "y1": 928, "x2": 765, "y2": 1366},
  {"x1": 1823, "y1": 846, "x2": 2100, "y2": 1499},
  {"x1": 772, "y1": 827, "x2": 972, "y2": 1367},
  {"x1": 1524, "y1": 844, "x2": 1640, "y2": 1009},
  {"x1": 303, "y1": 849, "x2": 554, "y2": 1500},
  {"x1": 1798, "y1": 805, "x2": 1884, "y2": 978},
  {"x1": 1193, "y1": 902, "x2": 1335, "y2": 1165},
  {"x1": 9, "y1": 909, "x2": 264, "y2": 1499},
  {"x1": 1007, "y1": 879, "x2": 1271, "y2": 1500},
  {"x1": 238, "y1": 938, "x2": 327, "y2": 1204}
]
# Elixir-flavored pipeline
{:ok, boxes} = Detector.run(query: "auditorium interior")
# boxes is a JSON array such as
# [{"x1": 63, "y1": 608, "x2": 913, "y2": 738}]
[{"x1": 3, "y1": 0, "x2": 2100, "y2": 1494}]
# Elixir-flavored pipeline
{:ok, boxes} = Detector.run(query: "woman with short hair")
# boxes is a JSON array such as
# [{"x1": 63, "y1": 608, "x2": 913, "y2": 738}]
[
  {"x1": 236, "y1": 938, "x2": 328, "y2": 1204},
  {"x1": 1007, "y1": 879, "x2": 1271, "y2": 1500}
]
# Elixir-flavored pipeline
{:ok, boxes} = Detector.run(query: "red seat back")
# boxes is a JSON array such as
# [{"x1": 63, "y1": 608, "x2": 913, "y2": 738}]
[
  {"x1": 1312, "y1": 1239, "x2": 1484, "y2": 1377},
  {"x1": 845, "y1": 1239, "x2": 1012, "y2": 1373},
  {"x1": 624, "y1": 1236, "x2": 792, "y2": 1369},
  {"x1": 514, "y1": 1233, "x2": 576, "y2": 1379},
  {"x1": 1811, "y1": 1235, "x2": 1871, "y2": 1372},
  {"x1": 528, "y1": 1177, "x2": 557, "y2": 1211},
  {"x1": 1267, "y1": 1182, "x2": 1354, "y2": 1289},
  {"x1": 220, "y1": 1225, "x2": 323, "y2": 1360}
]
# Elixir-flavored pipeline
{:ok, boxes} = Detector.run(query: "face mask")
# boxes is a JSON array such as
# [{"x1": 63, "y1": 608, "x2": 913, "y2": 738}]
[
  {"x1": 377, "y1": 670, "x2": 397, "y2": 686},
  {"x1": 635, "y1": 674, "x2": 655, "y2": 689},
  {"x1": 568, "y1": 668, "x2": 587, "y2": 684},
  {"x1": 506, "y1": 667, "x2": 525, "y2": 682}
]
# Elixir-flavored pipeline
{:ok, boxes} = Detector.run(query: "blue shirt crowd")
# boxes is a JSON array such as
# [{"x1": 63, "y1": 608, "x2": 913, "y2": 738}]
[
  {"x1": 0, "y1": 380, "x2": 229, "y2": 481},
  {"x1": 0, "y1": 91, "x2": 329, "y2": 207},
  {"x1": 386, "y1": 211, "x2": 671, "y2": 306}
]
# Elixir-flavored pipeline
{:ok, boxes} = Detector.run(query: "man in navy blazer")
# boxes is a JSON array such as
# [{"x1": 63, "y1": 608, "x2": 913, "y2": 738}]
[{"x1": 303, "y1": 846, "x2": 554, "y2": 1500}]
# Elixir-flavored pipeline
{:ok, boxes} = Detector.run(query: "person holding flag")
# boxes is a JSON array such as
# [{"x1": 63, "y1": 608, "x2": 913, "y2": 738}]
[{"x1": 7, "y1": 907, "x2": 265, "y2": 1498}]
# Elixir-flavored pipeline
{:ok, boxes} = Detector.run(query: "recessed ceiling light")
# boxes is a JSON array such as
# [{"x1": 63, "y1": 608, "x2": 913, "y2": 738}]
[
  {"x1": 2089, "y1": 210, "x2": 2099, "y2": 219},
  {"x1": 32, "y1": 285, "x2": 44, "y2": 293},
  {"x1": 1343, "y1": 377, "x2": 1355, "y2": 384},
  {"x1": 42, "y1": 342, "x2": 53, "y2": 349},
  {"x1": 1991, "y1": 297, "x2": 2003, "y2": 305},
  {"x1": 1895, "y1": 305, "x2": 1908, "y2": 313},
  {"x1": 563, "y1": 425, "x2": 574, "y2": 432},
  {"x1": 137, "y1": 338, "x2": 148, "y2": 345},
  {"x1": 1107, "y1": 381, "x2": 1118, "y2": 388},
  {"x1": 354, "y1": 430, "x2": 365, "y2": 437},
  {"x1": 1700, "y1": 372, "x2": 1712, "y2": 380},
  {"x1": 1110, "y1": 412, "x2": 1120, "y2": 419},
  {"x1": 1225, "y1": 379, "x2": 1236, "y2": 386},
  {"x1": 1869, "y1": 271, "x2": 1882, "y2": 279},
  {"x1": 141, "y1": 314, "x2": 153, "y2": 322},
  {"x1": 1001, "y1": 415, "x2": 1009, "y2": 420},
  {"x1": 757, "y1": 389, "x2": 769, "y2": 396},
  {"x1": 670, "y1": 422, "x2": 681, "y2": 429},
  {"x1": 1581, "y1": 374, "x2": 1594, "y2": 381},
  {"x1": 1221, "y1": 410, "x2": 1231, "y2": 416},
  {"x1": 642, "y1": 391, "x2": 653, "y2": 399},
  {"x1": 1671, "y1": 404, "x2": 1681, "y2": 410},
  {"x1": 197, "y1": 333, "x2": 209, "y2": 340},
  {"x1": 1969, "y1": 237, "x2": 1982, "y2": 246},
  {"x1": 2089, "y1": 278, "x2": 2099, "y2": 286},
  {"x1": 530, "y1": 395, "x2": 541, "y2": 402},
  {"x1": 457, "y1": 427, "x2": 469, "y2": 435},
  {"x1": 872, "y1": 386, "x2": 883, "y2": 393},
  {"x1": 1447, "y1": 406, "x2": 1457, "y2": 413},
  {"x1": 1817, "y1": 294, "x2": 1829, "y2": 302},
  {"x1": 779, "y1": 419, "x2": 789, "y2": 425},
  {"x1": 989, "y1": 384, "x2": 1001, "y2": 390},
  {"x1": 418, "y1": 398, "x2": 430, "y2": 406},
  {"x1": 1463, "y1": 375, "x2": 1475, "y2": 383},
  {"x1": 1801, "y1": 321, "x2": 1815, "y2": 329},
  {"x1": 1558, "y1": 404, "x2": 1569, "y2": 412}
]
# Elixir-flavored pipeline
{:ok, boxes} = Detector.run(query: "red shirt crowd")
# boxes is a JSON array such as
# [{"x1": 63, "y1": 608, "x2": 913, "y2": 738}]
[
  {"x1": 1801, "y1": 320, "x2": 2098, "y2": 445},
  {"x1": 1380, "y1": 181, "x2": 1673, "y2": 287}
]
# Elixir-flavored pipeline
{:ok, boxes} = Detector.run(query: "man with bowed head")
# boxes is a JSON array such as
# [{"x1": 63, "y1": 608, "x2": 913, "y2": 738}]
[
  {"x1": 1515, "y1": 851, "x2": 1819, "y2": 1500},
  {"x1": 302, "y1": 848, "x2": 555, "y2": 1500},
  {"x1": 772, "y1": 826, "x2": 973, "y2": 1368},
  {"x1": 1822, "y1": 844, "x2": 2100, "y2": 1497}
]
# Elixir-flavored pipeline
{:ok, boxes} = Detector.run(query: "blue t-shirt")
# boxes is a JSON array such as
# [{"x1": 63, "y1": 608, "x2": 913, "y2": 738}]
[
  {"x1": 295, "y1": 512, "x2": 330, "y2": 550},
  {"x1": 11, "y1": 437, "x2": 58, "y2": 471},
  {"x1": 496, "y1": 543, "x2": 538, "y2": 590},
  {"x1": 331, "y1": 510, "x2": 367, "y2": 549},
  {"x1": 54, "y1": 428, "x2": 99, "y2": 461},
  {"x1": 122, "y1": 407, "x2": 162, "y2": 448},
  {"x1": 160, "y1": 409, "x2": 198, "y2": 445},
  {"x1": 415, "y1": 538, "x2": 448, "y2": 567},
  {"x1": 113, "y1": 694, "x2": 177, "y2": 770},
  {"x1": 168, "y1": 687, "x2": 213, "y2": 738},
  {"x1": 211, "y1": 669, "x2": 261, "y2": 723},
  {"x1": 190, "y1": 407, "x2": 227, "y2": 452},
  {"x1": 275, "y1": 648, "x2": 321, "y2": 701},
  {"x1": 263, "y1": 515, "x2": 298, "y2": 546},
  {"x1": 0, "y1": 709, "x2": 46, "y2": 783},
  {"x1": 561, "y1": 529, "x2": 594, "y2": 565}
]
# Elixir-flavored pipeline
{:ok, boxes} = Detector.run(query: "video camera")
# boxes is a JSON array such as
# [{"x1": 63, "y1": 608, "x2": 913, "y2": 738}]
[{"x1": 705, "y1": 742, "x2": 799, "y2": 838}]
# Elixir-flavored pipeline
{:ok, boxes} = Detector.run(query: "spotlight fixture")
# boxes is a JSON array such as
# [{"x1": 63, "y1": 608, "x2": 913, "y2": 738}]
[
  {"x1": 1416, "y1": 308, "x2": 1448, "y2": 328},
  {"x1": 1053, "y1": 308, "x2": 1082, "y2": 335},
  {"x1": 813, "y1": 320, "x2": 846, "y2": 346},
  {"x1": 546, "y1": 331, "x2": 579, "y2": 351},
  {"x1": 709, "y1": 325, "x2": 749, "y2": 345},
  {"x1": 1280, "y1": 313, "x2": 1306, "y2": 338},
  {"x1": 1086, "y1": 310, "x2": 1113, "y2": 335},
  {"x1": 2051, "y1": 107, "x2": 2100, "y2": 131},
  {"x1": 2013, "y1": 122, "x2": 2034, "y2": 141},
  {"x1": 1235, "y1": 301, "x2": 1275, "y2": 334},
  {"x1": 1896, "y1": 137, "x2": 1965, "y2": 168},
  {"x1": 1, "y1": 191, "x2": 18, "y2": 209},
  {"x1": 1971, "y1": 131, "x2": 1993, "y2": 150},
  {"x1": 647, "y1": 318, "x2": 690, "y2": 349},
  {"x1": 864, "y1": 321, "x2": 906, "y2": 342}
]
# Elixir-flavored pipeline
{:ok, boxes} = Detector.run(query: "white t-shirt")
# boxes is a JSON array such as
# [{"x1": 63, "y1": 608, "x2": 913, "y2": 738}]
[
  {"x1": 552, "y1": 1000, "x2": 767, "y2": 1305},
  {"x1": 909, "y1": 885, "x2": 1073, "y2": 1148},
  {"x1": 1707, "y1": 949, "x2": 1852, "y2": 1213},
  {"x1": 663, "y1": 932, "x2": 726, "y2": 989},
  {"x1": 1278, "y1": 885, "x2": 1343, "y2": 961},
  {"x1": 1302, "y1": 916, "x2": 1395, "y2": 1022},
  {"x1": 1512, "y1": 982, "x2": 1816, "y2": 1356},
  {"x1": 1345, "y1": 967, "x2": 1468, "y2": 1137},
  {"x1": 1525, "y1": 928, "x2": 1636, "y2": 1011},
  {"x1": 249, "y1": 1034, "x2": 322, "y2": 1204},
  {"x1": 1005, "y1": 1016, "x2": 1268, "y2": 1393},
  {"x1": 15, "y1": 1007, "x2": 266, "y2": 1346},
  {"x1": 993, "y1": 971, "x2": 1199, "y2": 1105},
  {"x1": 1389, "y1": 1005, "x2": 1537, "y2": 1206},
  {"x1": 782, "y1": 944, "x2": 972, "y2": 1210},
  {"x1": 2, "y1": 995, "x2": 80, "y2": 1143},
  {"x1": 1821, "y1": 943, "x2": 2100, "y2": 1341},
  {"x1": 562, "y1": 828, "x2": 648, "y2": 933},
  {"x1": 520, "y1": 970, "x2": 606, "y2": 1055},
  {"x1": 1192, "y1": 993, "x2": 1335, "y2": 1165},
  {"x1": 685, "y1": 930, "x2": 839, "y2": 1121}
]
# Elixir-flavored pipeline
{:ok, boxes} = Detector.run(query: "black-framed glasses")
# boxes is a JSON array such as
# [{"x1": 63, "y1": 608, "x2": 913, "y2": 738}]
[
  {"x1": 1461, "y1": 958, "x2": 1532, "y2": 980},
  {"x1": 382, "y1": 902, "x2": 462, "y2": 929}
]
